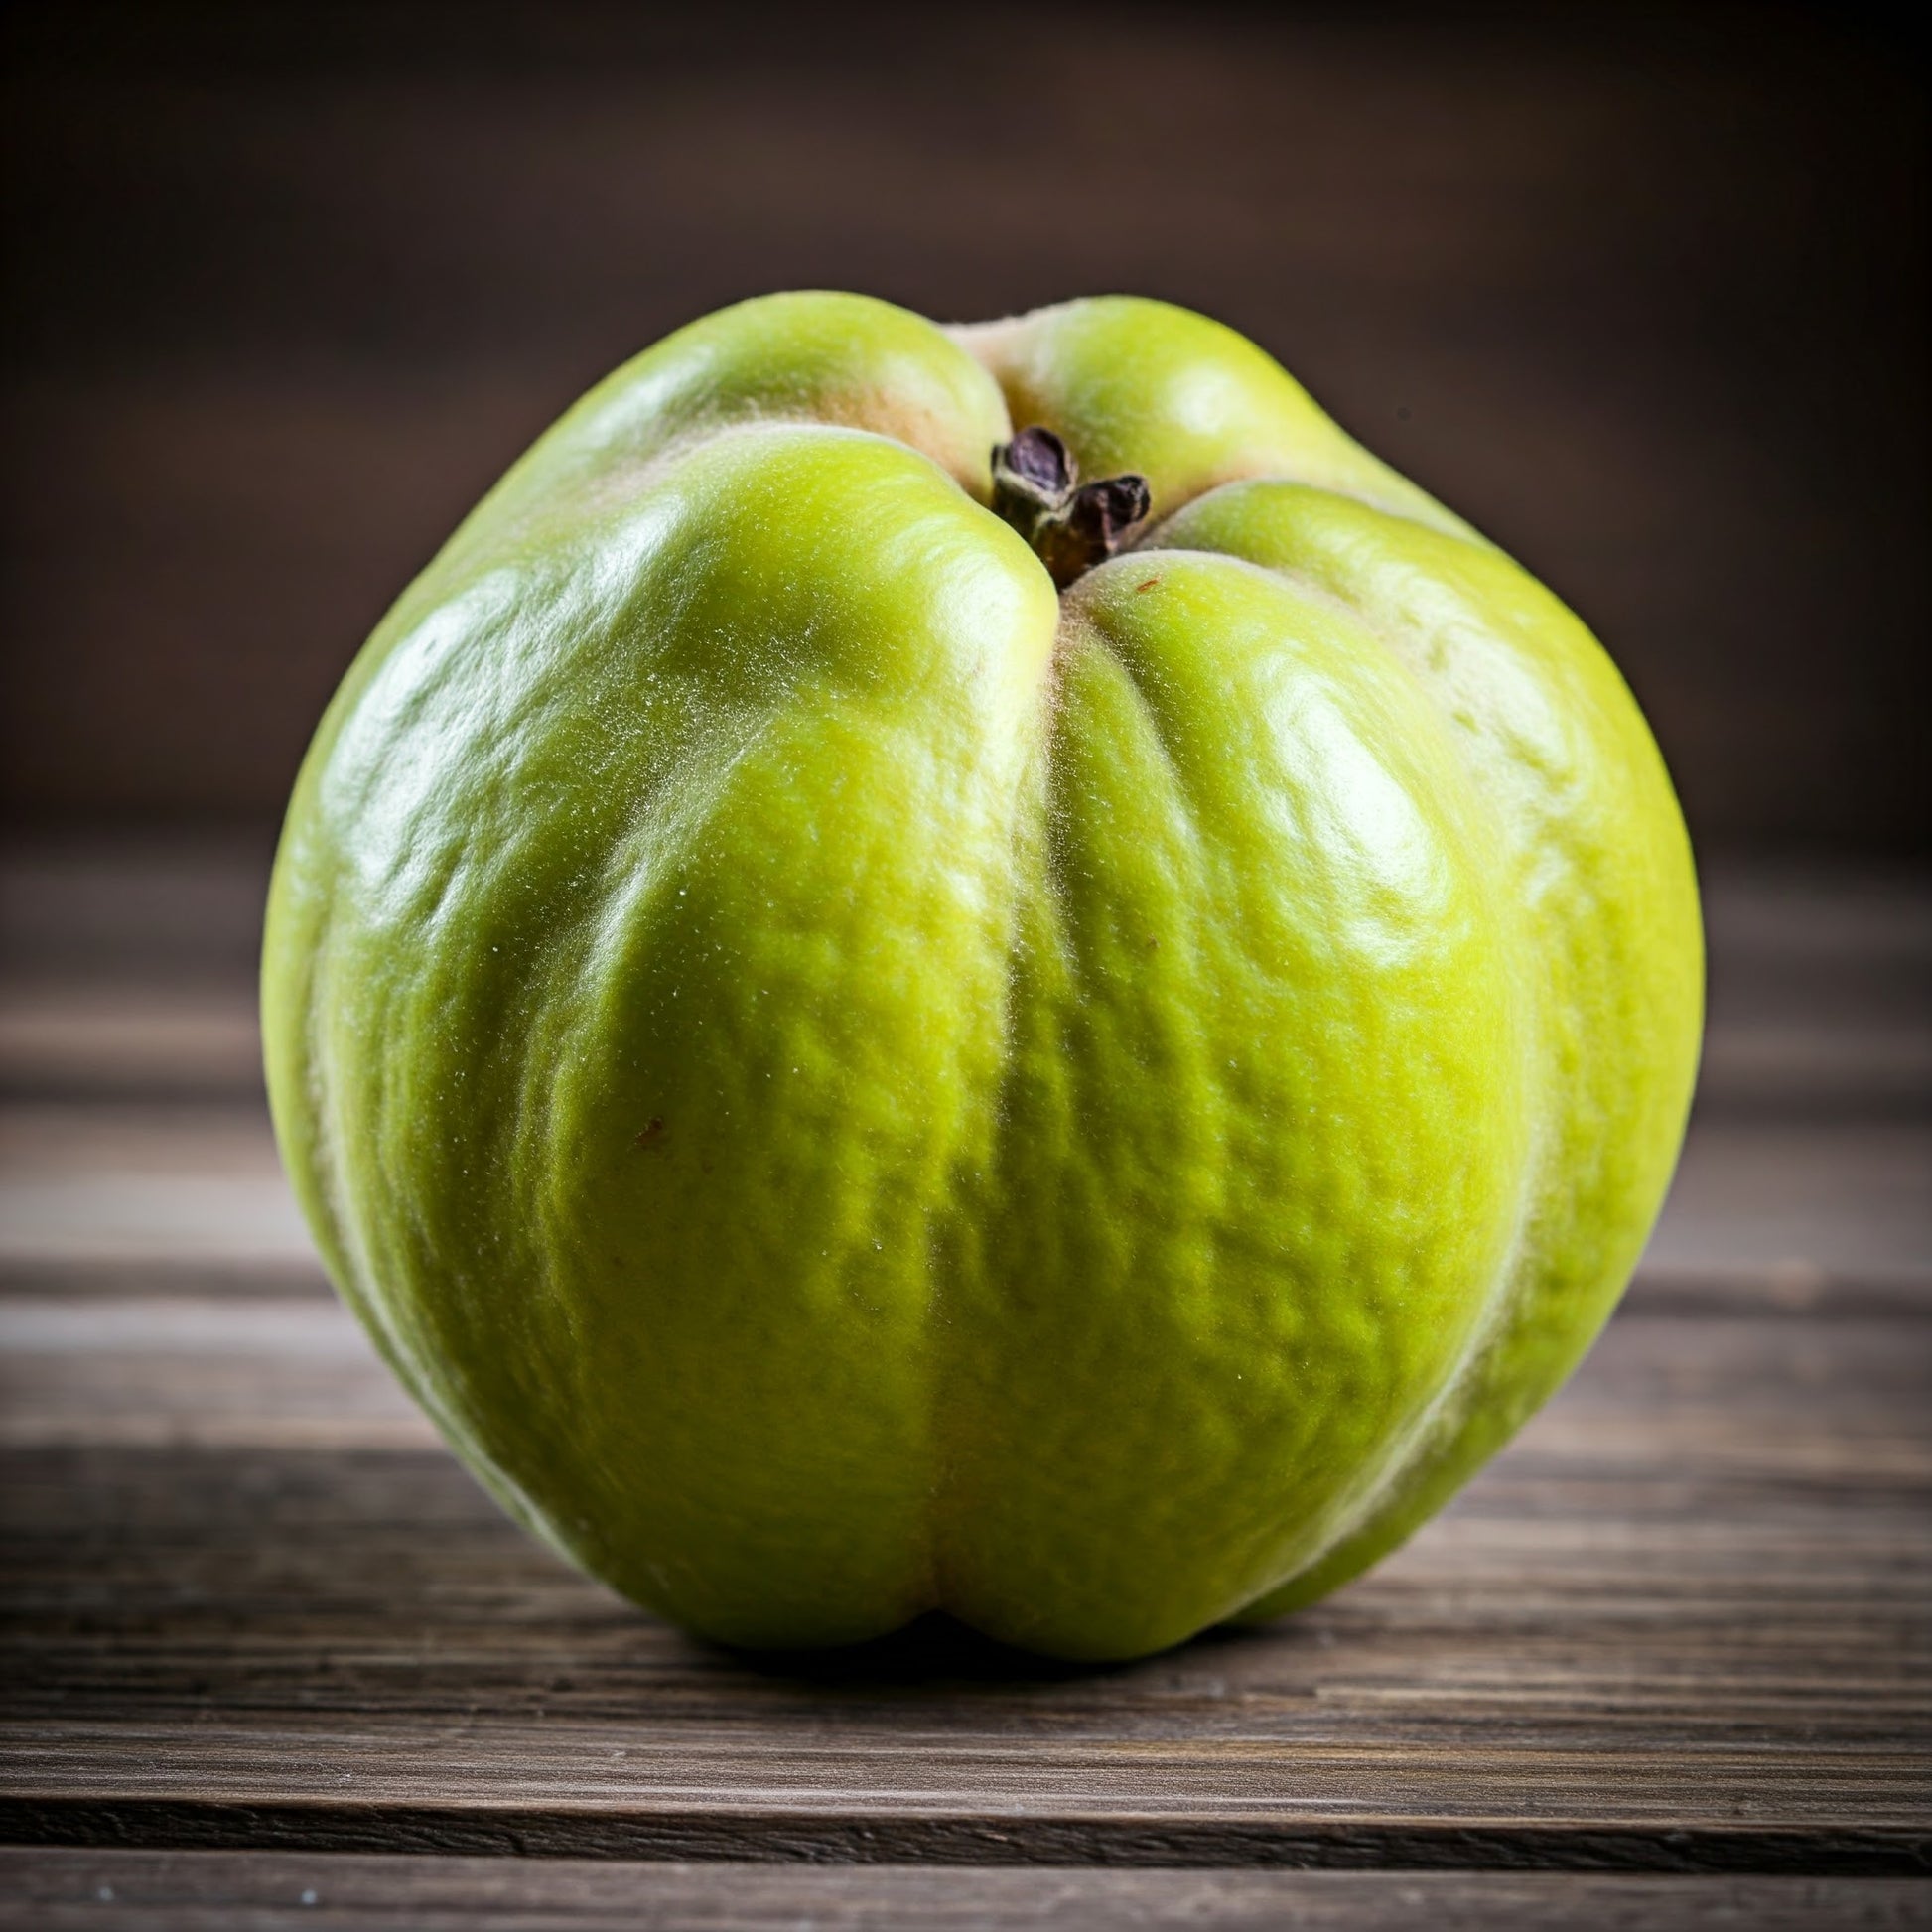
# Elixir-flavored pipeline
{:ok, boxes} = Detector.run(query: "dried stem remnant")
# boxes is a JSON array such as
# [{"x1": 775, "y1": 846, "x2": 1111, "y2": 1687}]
[{"x1": 990, "y1": 427, "x2": 1151, "y2": 587}]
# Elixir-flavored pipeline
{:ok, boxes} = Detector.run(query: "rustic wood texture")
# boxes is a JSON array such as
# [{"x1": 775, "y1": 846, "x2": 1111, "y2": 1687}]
[
  {"x1": 4, "y1": 1853, "x2": 1930, "y2": 1932},
  {"x1": 2, "y1": 8, "x2": 1926, "y2": 850},
  {"x1": 0, "y1": 847, "x2": 1928, "y2": 1925}
]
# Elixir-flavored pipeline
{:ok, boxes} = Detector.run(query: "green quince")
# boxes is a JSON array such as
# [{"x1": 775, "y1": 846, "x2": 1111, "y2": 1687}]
[{"x1": 263, "y1": 292, "x2": 1702, "y2": 1660}]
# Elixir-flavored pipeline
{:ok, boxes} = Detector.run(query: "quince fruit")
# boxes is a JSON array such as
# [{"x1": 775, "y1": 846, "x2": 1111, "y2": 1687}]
[{"x1": 263, "y1": 293, "x2": 1701, "y2": 1659}]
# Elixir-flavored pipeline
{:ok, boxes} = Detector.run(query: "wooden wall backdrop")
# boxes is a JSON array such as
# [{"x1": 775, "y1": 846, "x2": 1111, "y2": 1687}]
[{"x1": 1, "y1": 2, "x2": 1925, "y2": 850}]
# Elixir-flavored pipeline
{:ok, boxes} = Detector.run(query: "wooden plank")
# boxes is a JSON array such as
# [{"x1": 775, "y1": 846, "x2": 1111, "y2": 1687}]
[
  {"x1": 0, "y1": 838, "x2": 271, "y2": 974},
  {"x1": 2, "y1": 1290, "x2": 1925, "y2": 1869},
  {"x1": 0, "y1": 1297, "x2": 430, "y2": 1448},
  {"x1": 4, "y1": 1101, "x2": 1926, "y2": 1289},
  {"x1": 0, "y1": 983, "x2": 264, "y2": 1101},
  {"x1": 1, "y1": 856, "x2": 1925, "y2": 1876},
  {"x1": 3, "y1": 1853, "x2": 1927, "y2": 1932},
  {"x1": 1643, "y1": 1121, "x2": 1931, "y2": 1282},
  {"x1": 0, "y1": 1103, "x2": 309, "y2": 1269},
  {"x1": 1698, "y1": 869, "x2": 1932, "y2": 1119},
  {"x1": 6, "y1": 986, "x2": 1919, "y2": 1114},
  {"x1": 5, "y1": 855, "x2": 1928, "y2": 1114},
  {"x1": 6, "y1": 986, "x2": 1927, "y2": 1114}
]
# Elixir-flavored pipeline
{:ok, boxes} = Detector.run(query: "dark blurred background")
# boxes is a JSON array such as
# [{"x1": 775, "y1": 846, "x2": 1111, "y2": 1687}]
[{"x1": 2, "y1": 1, "x2": 1925, "y2": 853}]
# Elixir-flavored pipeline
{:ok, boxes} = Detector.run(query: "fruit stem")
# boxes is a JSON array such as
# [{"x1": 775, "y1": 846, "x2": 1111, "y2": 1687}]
[{"x1": 990, "y1": 427, "x2": 1151, "y2": 588}]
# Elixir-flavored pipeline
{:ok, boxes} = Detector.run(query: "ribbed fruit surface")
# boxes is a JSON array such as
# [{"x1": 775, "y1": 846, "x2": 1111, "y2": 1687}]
[{"x1": 263, "y1": 292, "x2": 1702, "y2": 1659}]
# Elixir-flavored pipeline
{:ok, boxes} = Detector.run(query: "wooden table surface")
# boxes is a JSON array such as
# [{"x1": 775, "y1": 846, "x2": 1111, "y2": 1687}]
[{"x1": 0, "y1": 843, "x2": 1927, "y2": 1929}]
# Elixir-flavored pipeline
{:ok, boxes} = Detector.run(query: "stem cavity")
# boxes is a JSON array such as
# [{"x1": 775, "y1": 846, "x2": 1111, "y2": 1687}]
[{"x1": 990, "y1": 427, "x2": 1152, "y2": 589}]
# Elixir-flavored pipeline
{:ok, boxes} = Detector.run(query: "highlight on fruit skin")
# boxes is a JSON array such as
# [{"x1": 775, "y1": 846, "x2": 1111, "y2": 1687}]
[{"x1": 262, "y1": 291, "x2": 1704, "y2": 1662}]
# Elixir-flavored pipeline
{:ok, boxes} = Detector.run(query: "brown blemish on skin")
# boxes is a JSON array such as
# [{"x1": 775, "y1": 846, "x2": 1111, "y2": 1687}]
[
  {"x1": 634, "y1": 1118, "x2": 668, "y2": 1150},
  {"x1": 1136, "y1": 577, "x2": 1162, "y2": 593}
]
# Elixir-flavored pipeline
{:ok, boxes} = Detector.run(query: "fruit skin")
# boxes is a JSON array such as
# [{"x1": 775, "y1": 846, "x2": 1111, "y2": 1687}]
[{"x1": 263, "y1": 291, "x2": 1702, "y2": 1661}]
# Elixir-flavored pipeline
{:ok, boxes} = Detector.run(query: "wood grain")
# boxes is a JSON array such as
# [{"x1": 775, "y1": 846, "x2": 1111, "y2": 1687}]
[
  {"x1": 3, "y1": 11, "x2": 1926, "y2": 847},
  {"x1": 4, "y1": 1853, "x2": 1929, "y2": 1932},
  {"x1": 0, "y1": 852, "x2": 1927, "y2": 1903},
  {"x1": 3, "y1": 1290, "x2": 1926, "y2": 1867}
]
